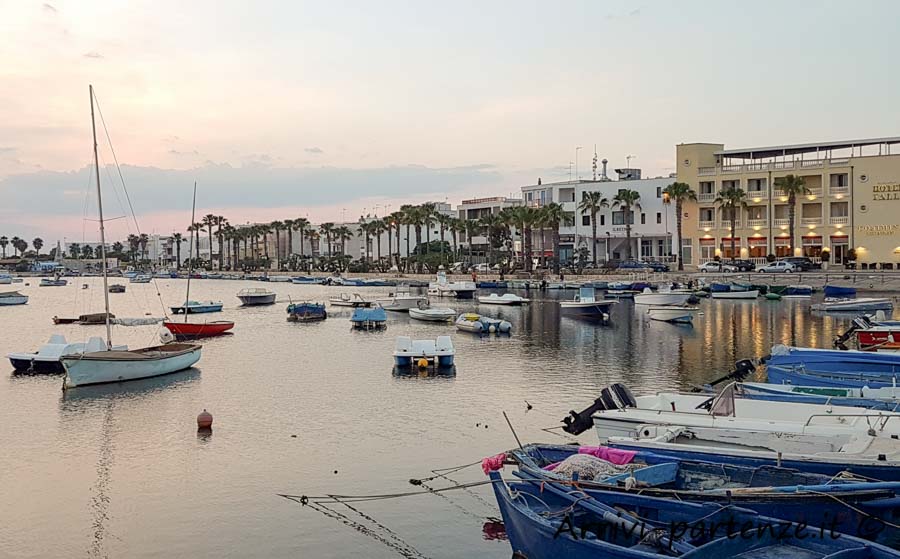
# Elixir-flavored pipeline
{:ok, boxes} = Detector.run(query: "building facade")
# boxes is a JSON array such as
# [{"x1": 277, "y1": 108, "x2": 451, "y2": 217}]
[
  {"x1": 520, "y1": 172, "x2": 678, "y2": 264},
  {"x1": 677, "y1": 137, "x2": 900, "y2": 269},
  {"x1": 457, "y1": 196, "x2": 522, "y2": 262}
]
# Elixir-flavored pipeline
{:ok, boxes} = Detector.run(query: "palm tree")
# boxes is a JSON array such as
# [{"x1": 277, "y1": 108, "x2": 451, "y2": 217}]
[
  {"x1": 421, "y1": 202, "x2": 436, "y2": 257},
  {"x1": 190, "y1": 222, "x2": 203, "y2": 264},
  {"x1": 282, "y1": 219, "x2": 295, "y2": 265},
  {"x1": 202, "y1": 214, "x2": 217, "y2": 268},
  {"x1": 715, "y1": 186, "x2": 749, "y2": 261},
  {"x1": 577, "y1": 191, "x2": 609, "y2": 266},
  {"x1": 541, "y1": 203, "x2": 568, "y2": 272},
  {"x1": 32, "y1": 237, "x2": 44, "y2": 255},
  {"x1": 774, "y1": 174, "x2": 810, "y2": 256},
  {"x1": 370, "y1": 218, "x2": 386, "y2": 270},
  {"x1": 612, "y1": 190, "x2": 642, "y2": 261},
  {"x1": 384, "y1": 218, "x2": 393, "y2": 268},
  {"x1": 12, "y1": 237, "x2": 27, "y2": 257},
  {"x1": 10, "y1": 236, "x2": 21, "y2": 257},
  {"x1": 127, "y1": 233, "x2": 140, "y2": 262},
  {"x1": 319, "y1": 222, "x2": 335, "y2": 258},
  {"x1": 294, "y1": 218, "x2": 310, "y2": 260},
  {"x1": 435, "y1": 213, "x2": 451, "y2": 264},
  {"x1": 270, "y1": 220, "x2": 284, "y2": 268},
  {"x1": 0, "y1": 236, "x2": 7, "y2": 257},
  {"x1": 462, "y1": 219, "x2": 479, "y2": 266},
  {"x1": 215, "y1": 216, "x2": 227, "y2": 270},
  {"x1": 172, "y1": 232, "x2": 183, "y2": 269},
  {"x1": 138, "y1": 233, "x2": 149, "y2": 262},
  {"x1": 448, "y1": 218, "x2": 462, "y2": 261},
  {"x1": 479, "y1": 213, "x2": 505, "y2": 268},
  {"x1": 335, "y1": 226, "x2": 353, "y2": 263},
  {"x1": 81, "y1": 244, "x2": 94, "y2": 259},
  {"x1": 68, "y1": 242, "x2": 80, "y2": 259},
  {"x1": 357, "y1": 220, "x2": 372, "y2": 270},
  {"x1": 111, "y1": 241, "x2": 124, "y2": 255},
  {"x1": 389, "y1": 210, "x2": 405, "y2": 270},
  {"x1": 663, "y1": 182, "x2": 697, "y2": 271}
]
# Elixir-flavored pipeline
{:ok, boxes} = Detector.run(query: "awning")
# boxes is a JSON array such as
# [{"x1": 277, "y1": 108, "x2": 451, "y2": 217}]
[
  {"x1": 802, "y1": 234, "x2": 823, "y2": 239},
  {"x1": 699, "y1": 238, "x2": 716, "y2": 245},
  {"x1": 830, "y1": 234, "x2": 849, "y2": 240},
  {"x1": 721, "y1": 237, "x2": 741, "y2": 242},
  {"x1": 748, "y1": 238, "x2": 768, "y2": 247}
]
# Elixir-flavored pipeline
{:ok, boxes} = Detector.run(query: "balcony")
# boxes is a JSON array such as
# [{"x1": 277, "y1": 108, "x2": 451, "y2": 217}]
[
  {"x1": 561, "y1": 201, "x2": 576, "y2": 212},
  {"x1": 698, "y1": 220, "x2": 716, "y2": 229},
  {"x1": 698, "y1": 192, "x2": 716, "y2": 202},
  {"x1": 829, "y1": 216, "x2": 849, "y2": 225},
  {"x1": 746, "y1": 191, "x2": 768, "y2": 202},
  {"x1": 829, "y1": 186, "x2": 850, "y2": 196},
  {"x1": 719, "y1": 221, "x2": 742, "y2": 229},
  {"x1": 698, "y1": 167, "x2": 716, "y2": 176},
  {"x1": 804, "y1": 187, "x2": 823, "y2": 197},
  {"x1": 801, "y1": 217, "x2": 823, "y2": 226},
  {"x1": 747, "y1": 219, "x2": 768, "y2": 227},
  {"x1": 773, "y1": 218, "x2": 790, "y2": 226},
  {"x1": 696, "y1": 158, "x2": 853, "y2": 176}
]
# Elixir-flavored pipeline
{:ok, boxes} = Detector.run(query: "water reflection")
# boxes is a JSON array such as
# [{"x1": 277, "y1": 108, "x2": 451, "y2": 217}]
[
  {"x1": 59, "y1": 368, "x2": 201, "y2": 409},
  {"x1": 392, "y1": 365, "x2": 457, "y2": 379}
]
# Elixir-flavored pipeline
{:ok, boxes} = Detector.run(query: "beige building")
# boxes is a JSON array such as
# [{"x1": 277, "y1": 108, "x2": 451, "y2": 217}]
[{"x1": 677, "y1": 137, "x2": 900, "y2": 270}]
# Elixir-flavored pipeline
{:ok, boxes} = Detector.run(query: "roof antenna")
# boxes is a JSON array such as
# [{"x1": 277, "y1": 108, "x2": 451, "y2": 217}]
[{"x1": 592, "y1": 145, "x2": 598, "y2": 181}]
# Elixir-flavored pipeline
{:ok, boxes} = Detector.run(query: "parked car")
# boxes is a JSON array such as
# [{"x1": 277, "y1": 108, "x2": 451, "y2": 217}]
[
  {"x1": 616, "y1": 260, "x2": 648, "y2": 270},
  {"x1": 781, "y1": 256, "x2": 820, "y2": 271},
  {"x1": 758, "y1": 261, "x2": 796, "y2": 273},
  {"x1": 643, "y1": 261, "x2": 670, "y2": 272},
  {"x1": 698, "y1": 261, "x2": 738, "y2": 273},
  {"x1": 724, "y1": 259, "x2": 756, "y2": 272}
]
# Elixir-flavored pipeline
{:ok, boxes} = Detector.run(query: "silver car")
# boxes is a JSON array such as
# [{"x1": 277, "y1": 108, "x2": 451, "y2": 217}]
[
  {"x1": 698, "y1": 261, "x2": 738, "y2": 273},
  {"x1": 757, "y1": 261, "x2": 796, "y2": 273}
]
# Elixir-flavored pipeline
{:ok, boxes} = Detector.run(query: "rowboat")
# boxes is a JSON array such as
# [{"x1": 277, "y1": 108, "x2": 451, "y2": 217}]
[
  {"x1": 170, "y1": 300, "x2": 224, "y2": 314},
  {"x1": 646, "y1": 305, "x2": 698, "y2": 323},
  {"x1": 108, "y1": 284, "x2": 126, "y2": 293},
  {"x1": 477, "y1": 293, "x2": 530, "y2": 305},
  {"x1": 162, "y1": 320, "x2": 234, "y2": 339},
  {"x1": 633, "y1": 287, "x2": 691, "y2": 306},
  {"x1": 812, "y1": 297, "x2": 894, "y2": 312},
  {"x1": 328, "y1": 293, "x2": 374, "y2": 307},
  {"x1": 129, "y1": 274, "x2": 152, "y2": 283},
  {"x1": 455, "y1": 312, "x2": 511, "y2": 334},
  {"x1": 825, "y1": 285, "x2": 858, "y2": 298},
  {"x1": 561, "y1": 287, "x2": 618, "y2": 317},
  {"x1": 488, "y1": 469, "x2": 900, "y2": 559},
  {"x1": 408, "y1": 306, "x2": 455, "y2": 322},
  {"x1": 291, "y1": 276, "x2": 324, "y2": 285},
  {"x1": 738, "y1": 382, "x2": 900, "y2": 411},
  {"x1": 39, "y1": 277, "x2": 67, "y2": 287},
  {"x1": 782, "y1": 284, "x2": 813, "y2": 298},
  {"x1": 63, "y1": 343, "x2": 201, "y2": 388},
  {"x1": 286, "y1": 302, "x2": 327, "y2": 322},
  {"x1": 767, "y1": 365, "x2": 900, "y2": 389},
  {"x1": 236, "y1": 287, "x2": 276, "y2": 306},
  {"x1": 349, "y1": 306, "x2": 387, "y2": 330},
  {"x1": 507, "y1": 443, "x2": 900, "y2": 542},
  {"x1": 710, "y1": 289, "x2": 758, "y2": 299},
  {"x1": 0, "y1": 290, "x2": 28, "y2": 306},
  {"x1": 392, "y1": 336, "x2": 454, "y2": 368}
]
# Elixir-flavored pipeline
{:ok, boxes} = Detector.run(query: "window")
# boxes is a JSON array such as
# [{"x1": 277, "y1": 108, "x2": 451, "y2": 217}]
[
  {"x1": 656, "y1": 212, "x2": 662, "y2": 224},
  {"x1": 641, "y1": 240, "x2": 653, "y2": 258},
  {"x1": 830, "y1": 202, "x2": 849, "y2": 217},
  {"x1": 582, "y1": 215, "x2": 590, "y2": 226},
  {"x1": 747, "y1": 178, "x2": 766, "y2": 193},
  {"x1": 657, "y1": 239, "x2": 665, "y2": 256},
  {"x1": 699, "y1": 208, "x2": 715, "y2": 222},
  {"x1": 656, "y1": 187, "x2": 661, "y2": 198},
  {"x1": 700, "y1": 244, "x2": 716, "y2": 261},
  {"x1": 613, "y1": 211, "x2": 624, "y2": 225},
  {"x1": 640, "y1": 213, "x2": 646, "y2": 225},
  {"x1": 600, "y1": 215, "x2": 605, "y2": 226},
  {"x1": 681, "y1": 238, "x2": 693, "y2": 265},
  {"x1": 830, "y1": 173, "x2": 849, "y2": 188},
  {"x1": 699, "y1": 181, "x2": 715, "y2": 195}
]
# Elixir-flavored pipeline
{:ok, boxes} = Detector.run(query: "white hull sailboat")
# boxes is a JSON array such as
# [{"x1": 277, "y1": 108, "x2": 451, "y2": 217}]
[
  {"x1": 646, "y1": 306, "x2": 698, "y2": 323},
  {"x1": 61, "y1": 85, "x2": 201, "y2": 389},
  {"x1": 633, "y1": 288, "x2": 691, "y2": 306}
]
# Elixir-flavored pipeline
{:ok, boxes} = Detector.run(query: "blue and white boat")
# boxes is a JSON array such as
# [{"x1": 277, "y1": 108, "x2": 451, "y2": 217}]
[
  {"x1": 739, "y1": 382, "x2": 900, "y2": 411},
  {"x1": 392, "y1": 336, "x2": 454, "y2": 368},
  {"x1": 39, "y1": 277, "x2": 67, "y2": 287},
  {"x1": 766, "y1": 345, "x2": 900, "y2": 375},
  {"x1": 782, "y1": 284, "x2": 813, "y2": 298},
  {"x1": 825, "y1": 285, "x2": 858, "y2": 298},
  {"x1": 767, "y1": 365, "x2": 900, "y2": 390},
  {"x1": 475, "y1": 280, "x2": 507, "y2": 289},
  {"x1": 489, "y1": 470, "x2": 900, "y2": 559},
  {"x1": 170, "y1": 300, "x2": 224, "y2": 314},
  {"x1": 291, "y1": 276, "x2": 324, "y2": 285},
  {"x1": 455, "y1": 312, "x2": 512, "y2": 334},
  {"x1": 0, "y1": 290, "x2": 28, "y2": 306},
  {"x1": 286, "y1": 302, "x2": 326, "y2": 322},
  {"x1": 507, "y1": 443, "x2": 900, "y2": 543},
  {"x1": 349, "y1": 306, "x2": 387, "y2": 329},
  {"x1": 130, "y1": 274, "x2": 152, "y2": 284},
  {"x1": 562, "y1": 287, "x2": 618, "y2": 317}
]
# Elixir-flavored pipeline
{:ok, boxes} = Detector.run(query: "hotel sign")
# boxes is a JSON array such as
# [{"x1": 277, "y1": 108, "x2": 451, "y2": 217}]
[
  {"x1": 872, "y1": 183, "x2": 900, "y2": 200},
  {"x1": 857, "y1": 224, "x2": 900, "y2": 236}
]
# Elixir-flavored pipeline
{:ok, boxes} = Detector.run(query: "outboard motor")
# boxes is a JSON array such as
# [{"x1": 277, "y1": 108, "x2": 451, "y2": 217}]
[
  {"x1": 833, "y1": 316, "x2": 870, "y2": 350},
  {"x1": 562, "y1": 383, "x2": 636, "y2": 435},
  {"x1": 691, "y1": 359, "x2": 756, "y2": 392}
]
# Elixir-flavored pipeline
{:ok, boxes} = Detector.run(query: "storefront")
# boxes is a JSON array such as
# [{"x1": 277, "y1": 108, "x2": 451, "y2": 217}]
[
  {"x1": 699, "y1": 237, "x2": 716, "y2": 262},
  {"x1": 801, "y1": 235, "x2": 823, "y2": 258},
  {"x1": 830, "y1": 234, "x2": 849, "y2": 265},
  {"x1": 747, "y1": 236, "x2": 768, "y2": 259},
  {"x1": 720, "y1": 237, "x2": 740, "y2": 259},
  {"x1": 774, "y1": 235, "x2": 791, "y2": 258}
]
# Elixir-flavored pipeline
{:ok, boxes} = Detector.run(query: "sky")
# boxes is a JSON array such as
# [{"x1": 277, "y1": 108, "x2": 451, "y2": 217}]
[{"x1": 2, "y1": 0, "x2": 900, "y2": 243}]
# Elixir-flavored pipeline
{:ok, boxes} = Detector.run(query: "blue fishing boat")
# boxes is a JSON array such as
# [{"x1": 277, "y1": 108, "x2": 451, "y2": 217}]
[
  {"x1": 489, "y1": 470, "x2": 900, "y2": 559},
  {"x1": 475, "y1": 280, "x2": 507, "y2": 289},
  {"x1": 358, "y1": 279, "x2": 394, "y2": 287},
  {"x1": 286, "y1": 302, "x2": 326, "y2": 322},
  {"x1": 169, "y1": 300, "x2": 224, "y2": 314},
  {"x1": 290, "y1": 276, "x2": 324, "y2": 285},
  {"x1": 739, "y1": 382, "x2": 900, "y2": 411},
  {"x1": 767, "y1": 364, "x2": 900, "y2": 389},
  {"x1": 392, "y1": 336, "x2": 454, "y2": 368},
  {"x1": 766, "y1": 345, "x2": 900, "y2": 375},
  {"x1": 349, "y1": 307, "x2": 387, "y2": 329},
  {"x1": 506, "y1": 443, "x2": 900, "y2": 543},
  {"x1": 826, "y1": 285, "x2": 858, "y2": 298},
  {"x1": 783, "y1": 284, "x2": 813, "y2": 298},
  {"x1": 709, "y1": 282, "x2": 731, "y2": 293}
]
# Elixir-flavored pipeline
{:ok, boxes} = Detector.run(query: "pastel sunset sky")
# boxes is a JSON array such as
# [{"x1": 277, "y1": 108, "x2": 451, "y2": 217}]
[{"x1": 2, "y1": 0, "x2": 899, "y2": 243}]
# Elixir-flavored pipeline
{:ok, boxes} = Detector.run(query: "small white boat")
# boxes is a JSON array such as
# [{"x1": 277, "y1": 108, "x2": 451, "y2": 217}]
[
  {"x1": 393, "y1": 336, "x2": 454, "y2": 368},
  {"x1": 328, "y1": 293, "x2": 374, "y2": 308},
  {"x1": 477, "y1": 293, "x2": 530, "y2": 306},
  {"x1": 63, "y1": 343, "x2": 201, "y2": 388},
  {"x1": 39, "y1": 277, "x2": 67, "y2": 287},
  {"x1": 560, "y1": 287, "x2": 617, "y2": 318},
  {"x1": 811, "y1": 297, "x2": 894, "y2": 312},
  {"x1": 710, "y1": 289, "x2": 759, "y2": 299},
  {"x1": 428, "y1": 270, "x2": 476, "y2": 299},
  {"x1": 409, "y1": 306, "x2": 456, "y2": 322},
  {"x1": 646, "y1": 305, "x2": 698, "y2": 323},
  {"x1": 633, "y1": 287, "x2": 692, "y2": 306},
  {"x1": 455, "y1": 312, "x2": 512, "y2": 334},
  {"x1": 0, "y1": 290, "x2": 28, "y2": 306},
  {"x1": 130, "y1": 274, "x2": 152, "y2": 283},
  {"x1": 0, "y1": 274, "x2": 11, "y2": 284},
  {"x1": 8, "y1": 335, "x2": 126, "y2": 374},
  {"x1": 269, "y1": 276, "x2": 292, "y2": 283},
  {"x1": 378, "y1": 288, "x2": 428, "y2": 312},
  {"x1": 237, "y1": 287, "x2": 277, "y2": 306}
]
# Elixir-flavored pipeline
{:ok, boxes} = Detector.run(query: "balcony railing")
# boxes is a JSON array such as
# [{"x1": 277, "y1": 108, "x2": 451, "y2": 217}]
[
  {"x1": 722, "y1": 165, "x2": 744, "y2": 174},
  {"x1": 829, "y1": 216, "x2": 849, "y2": 225},
  {"x1": 698, "y1": 158, "x2": 853, "y2": 175},
  {"x1": 698, "y1": 167, "x2": 716, "y2": 176},
  {"x1": 747, "y1": 219, "x2": 768, "y2": 227},
  {"x1": 773, "y1": 218, "x2": 790, "y2": 226},
  {"x1": 719, "y1": 221, "x2": 742, "y2": 229},
  {"x1": 698, "y1": 192, "x2": 716, "y2": 202},
  {"x1": 829, "y1": 186, "x2": 850, "y2": 195},
  {"x1": 747, "y1": 191, "x2": 768, "y2": 201},
  {"x1": 805, "y1": 187, "x2": 823, "y2": 197},
  {"x1": 699, "y1": 220, "x2": 716, "y2": 229},
  {"x1": 801, "y1": 217, "x2": 823, "y2": 226}
]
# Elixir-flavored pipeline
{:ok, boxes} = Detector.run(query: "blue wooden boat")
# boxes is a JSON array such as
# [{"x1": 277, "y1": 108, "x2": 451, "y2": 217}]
[
  {"x1": 290, "y1": 276, "x2": 324, "y2": 285},
  {"x1": 826, "y1": 285, "x2": 858, "y2": 298},
  {"x1": 475, "y1": 280, "x2": 508, "y2": 289},
  {"x1": 286, "y1": 302, "x2": 326, "y2": 322},
  {"x1": 739, "y1": 382, "x2": 900, "y2": 411},
  {"x1": 169, "y1": 300, "x2": 224, "y2": 314},
  {"x1": 783, "y1": 284, "x2": 813, "y2": 297},
  {"x1": 349, "y1": 307, "x2": 386, "y2": 329},
  {"x1": 767, "y1": 364, "x2": 900, "y2": 389},
  {"x1": 767, "y1": 345, "x2": 900, "y2": 375},
  {"x1": 358, "y1": 279, "x2": 394, "y2": 287},
  {"x1": 709, "y1": 282, "x2": 731, "y2": 293},
  {"x1": 489, "y1": 470, "x2": 900, "y2": 559},
  {"x1": 508, "y1": 443, "x2": 900, "y2": 544}
]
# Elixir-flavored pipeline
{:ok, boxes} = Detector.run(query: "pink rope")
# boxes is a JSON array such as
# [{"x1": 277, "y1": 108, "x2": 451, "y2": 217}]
[{"x1": 481, "y1": 453, "x2": 506, "y2": 475}]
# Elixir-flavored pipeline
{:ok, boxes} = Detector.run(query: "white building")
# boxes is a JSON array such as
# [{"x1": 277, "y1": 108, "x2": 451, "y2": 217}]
[
  {"x1": 457, "y1": 196, "x2": 523, "y2": 262},
  {"x1": 520, "y1": 168, "x2": 678, "y2": 264}
]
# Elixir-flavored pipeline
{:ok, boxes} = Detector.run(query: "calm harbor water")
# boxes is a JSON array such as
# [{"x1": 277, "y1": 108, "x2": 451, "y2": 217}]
[{"x1": 1, "y1": 278, "x2": 894, "y2": 558}]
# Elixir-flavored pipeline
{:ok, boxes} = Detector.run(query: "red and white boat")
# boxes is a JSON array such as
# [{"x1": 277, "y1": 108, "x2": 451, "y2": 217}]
[
  {"x1": 163, "y1": 320, "x2": 234, "y2": 339},
  {"x1": 834, "y1": 312, "x2": 900, "y2": 351}
]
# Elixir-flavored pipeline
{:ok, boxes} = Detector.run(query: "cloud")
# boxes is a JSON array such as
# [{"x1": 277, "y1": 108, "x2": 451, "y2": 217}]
[
  {"x1": 42, "y1": 3, "x2": 57, "y2": 13},
  {"x1": 168, "y1": 149, "x2": 200, "y2": 156},
  {"x1": 304, "y1": 147, "x2": 324, "y2": 155},
  {"x1": 83, "y1": 51, "x2": 104, "y2": 59},
  {"x1": 0, "y1": 147, "x2": 16, "y2": 154}
]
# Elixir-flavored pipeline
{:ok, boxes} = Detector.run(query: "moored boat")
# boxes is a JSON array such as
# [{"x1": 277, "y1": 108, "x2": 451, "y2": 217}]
[
  {"x1": 39, "y1": 276, "x2": 67, "y2": 287},
  {"x1": 9, "y1": 335, "x2": 125, "y2": 374},
  {"x1": 825, "y1": 285, "x2": 858, "y2": 298},
  {"x1": 633, "y1": 287, "x2": 691, "y2": 306},
  {"x1": 477, "y1": 293, "x2": 530, "y2": 305},
  {"x1": 392, "y1": 335, "x2": 454, "y2": 368},
  {"x1": 170, "y1": 300, "x2": 224, "y2": 314},
  {"x1": 129, "y1": 274, "x2": 152, "y2": 284},
  {"x1": 0, "y1": 290, "x2": 28, "y2": 305},
  {"x1": 291, "y1": 276, "x2": 324, "y2": 285},
  {"x1": 162, "y1": 320, "x2": 234, "y2": 339},
  {"x1": 108, "y1": 284, "x2": 126, "y2": 293},
  {"x1": 646, "y1": 305, "x2": 698, "y2": 323},
  {"x1": 63, "y1": 343, "x2": 201, "y2": 388},
  {"x1": 782, "y1": 284, "x2": 813, "y2": 298},
  {"x1": 812, "y1": 297, "x2": 893, "y2": 312},
  {"x1": 408, "y1": 306, "x2": 455, "y2": 322},
  {"x1": 738, "y1": 382, "x2": 900, "y2": 411},
  {"x1": 455, "y1": 312, "x2": 512, "y2": 334},
  {"x1": 286, "y1": 302, "x2": 327, "y2": 322},
  {"x1": 710, "y1": 289, "x2": 758, "y2": 299},
  {"x1": 561, "y1": 286, "x2": 617, "y2": 317},
  {"x1": 328, "y1": 293, "x2": 374, "y2": 307},
  {"x1": 237, "y1": 287, "x2": 276, "y2": 306},
  {"x1": 428, "y1": 270, "x2": 476, "y2": 299},
  {"x1": 349, "y1": 306, "x2": 387, "y2": 329},
  {"x1": 377, "y1": 288, "x2": 428, "y2": 312}
]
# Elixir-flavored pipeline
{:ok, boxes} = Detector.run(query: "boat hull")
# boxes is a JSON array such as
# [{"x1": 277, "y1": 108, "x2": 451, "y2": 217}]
[
  {"x1": 62, "y1": 345, "x2": 201, "y2": 388},
  {"x1": 710, "y1": 289, "x2": 759, "y2": 299},
  {"x1": 767, "y1": 345, "x2": 900, "y2": 374},
  {"x1": 825, "y1": 285, "x2": 858, "y2": 298},
  {"x1": 237, "y1": 294, "x2": 276, "y2": 306},
  {"x1": 170, "y1": 304, "x2": 224, "y2": 314},
  {"x1": 408, "y1": 308, "x2": 454, "y2": 321},
  {"x1": 767, "y1": 365, "x2": 900, "y2": 389},
  {"x1": 647, "y1": 306, "x2": 697, "y2": 323},
  {"x1": 560, "y1": 301, "x2": 615, "y2": 316},
  {"x1": 812, "y1": 298, "x2": 893, "y2": 312},
  {"x1": 634, "y1": 293, "x2": 691, "y2": 306},
  {"x1": 9, "y1": 357, "x2": 65, "y2": 374},
  {"x1": 163, "y1": 321, "x2": 234, "y2": 339},
  {"x1": 0, "y1": 295, "x2": 28, "y2": 305}
]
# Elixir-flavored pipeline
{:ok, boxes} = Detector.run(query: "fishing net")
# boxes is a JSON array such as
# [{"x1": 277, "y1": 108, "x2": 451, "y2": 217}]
[{"x1": 550, "y1": 454, "x2": 638, "y2": 481}]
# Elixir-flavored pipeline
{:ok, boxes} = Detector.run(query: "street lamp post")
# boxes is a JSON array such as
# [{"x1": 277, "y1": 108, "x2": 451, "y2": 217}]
[
  {"x1": 575, "y1": 146, "x2": 583, "y2": 181},
  {"x1": 663, "y1": 191, "x2": 671, "y2": 262}
]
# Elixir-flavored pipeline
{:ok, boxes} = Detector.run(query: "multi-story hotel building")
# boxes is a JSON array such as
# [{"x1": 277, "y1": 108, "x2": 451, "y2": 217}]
[{"x1": 677, "y1": 137, "x2": 900, "y2": 269}]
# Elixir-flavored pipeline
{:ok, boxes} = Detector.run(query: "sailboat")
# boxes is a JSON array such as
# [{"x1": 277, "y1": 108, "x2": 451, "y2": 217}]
[
  {"x1": 162, "y1": 182, "x2": 234, "y2": 339},
  {"x1": 61, "y1": 85, "x2": 202, "y2": 389}
]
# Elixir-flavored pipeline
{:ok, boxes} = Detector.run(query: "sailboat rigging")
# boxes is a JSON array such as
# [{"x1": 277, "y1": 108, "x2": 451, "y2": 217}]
[{"x1": 61, "y1": 85, "x2": 202, "y2": 388}]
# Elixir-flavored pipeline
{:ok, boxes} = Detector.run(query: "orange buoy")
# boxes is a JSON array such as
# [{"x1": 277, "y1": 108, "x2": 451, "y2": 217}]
[{"x1": 197, "y1": 409, "x2": 213, "y2": 429}]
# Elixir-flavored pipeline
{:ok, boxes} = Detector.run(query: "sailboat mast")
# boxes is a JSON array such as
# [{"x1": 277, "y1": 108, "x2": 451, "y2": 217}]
[
  {"x1": 90, "y1": 85, "x2": 113, "y2": 349},
  {"x1": 183, "y1": 181, "x2": 198, "y2": 323}
]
